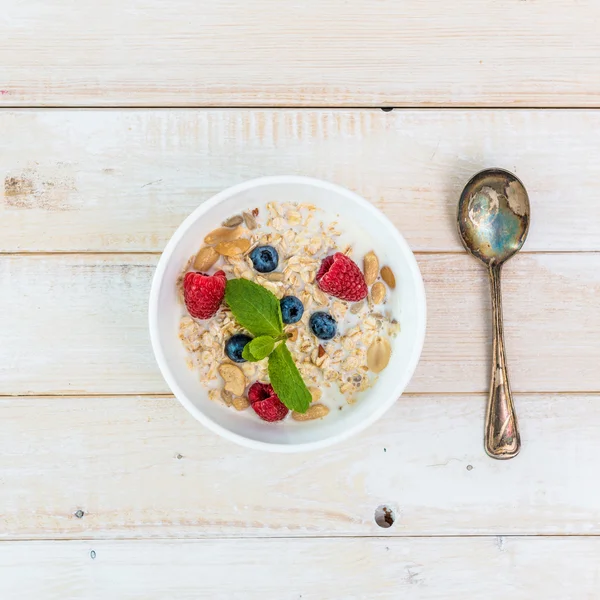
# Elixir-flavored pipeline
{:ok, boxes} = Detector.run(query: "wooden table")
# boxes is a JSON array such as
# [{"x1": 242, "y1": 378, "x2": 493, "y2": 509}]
[{"x1": 2, "y1": 2, "x2": 600, "y2": 597}]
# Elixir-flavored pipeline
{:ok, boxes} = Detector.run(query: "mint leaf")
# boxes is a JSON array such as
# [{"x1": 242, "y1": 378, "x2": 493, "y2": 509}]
[
  {"x1": 225, "y1": 279, "x2": 283, "y2": 337},
  {"x1": 242, "y1": 335, "x2": 275, "y2": 362},
  {"x1": 268, "y1": 343, "x2": 311, "y2": 413}
]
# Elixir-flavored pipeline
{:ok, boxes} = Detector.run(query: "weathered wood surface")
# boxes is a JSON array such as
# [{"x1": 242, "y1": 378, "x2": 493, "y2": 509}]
[
  {"x1": 1, "y1": 394, "x2": 600, "y2": 539},
  {"x1": 2, "y1": 109, "x2": 600, "y2": 252},
  {"x1": 1, "y1": 253, "x2": 597, "y2": 396},
  {"x1": 2, "y1": 1, "x2": 600, "y2": 107},
  {"x1": 3, "y1": 3, "x2": 600, "y2": 590},
  {"x1": 1, "y1": 537, "x2": 599, "y2": 599}
]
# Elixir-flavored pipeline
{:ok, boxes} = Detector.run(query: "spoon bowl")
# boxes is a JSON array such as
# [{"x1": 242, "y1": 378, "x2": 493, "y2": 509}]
[
  {"x1": 458, "y1": 169, "x2": 530, "y2": 266},
  {"x1": 457, "y1": 168, "x2": 530, "y2": 459}
]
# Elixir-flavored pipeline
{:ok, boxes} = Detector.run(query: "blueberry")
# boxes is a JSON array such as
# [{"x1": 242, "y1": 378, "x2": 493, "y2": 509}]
[
  {"x1": 250, "y1": 245, "x2": 279, "y2": 273},
  {"x1": 280, "y1": 296, "x2": 304, "y2": 325},
  {"x1": 309, "y1": 312, "x2": 337, "y2": 340},
  {"x1": 225, "y1": 333, "x2": 252, "y2": 363}
]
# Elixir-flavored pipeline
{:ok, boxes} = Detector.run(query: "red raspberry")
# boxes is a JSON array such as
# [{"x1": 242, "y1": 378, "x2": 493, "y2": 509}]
[
  {"x1": 247, "y1": 382, "x2": 288, "y2": 422},
  {"x1": 248, "y1": 382, "x2": 275, "y2": 404},
  {"x1": 183, "y1": 270, "x2": 226, "y2": 319},
  {"x1": 316, "y1": 253, "x2": 368, "y2": 302}
]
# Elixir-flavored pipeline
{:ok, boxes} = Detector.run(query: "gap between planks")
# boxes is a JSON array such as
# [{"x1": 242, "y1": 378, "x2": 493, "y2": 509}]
[
  {"x1": 2, "y1": 251, "x2": 600, "y2": 256},
  {"x1": 3, "y1": 534, "x2": 600, "y2": 543},
  {"x1": 2, "y1": 106, "x2": 600, "y2": 111},
  {"x1": 2, "y1": 391, "x2": 600, "y2": 398}
]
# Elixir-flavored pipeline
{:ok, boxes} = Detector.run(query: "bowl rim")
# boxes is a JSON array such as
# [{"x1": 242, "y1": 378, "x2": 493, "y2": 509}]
[{"x1": 149, "y1": 175, "x2": 427, "y2": 452}]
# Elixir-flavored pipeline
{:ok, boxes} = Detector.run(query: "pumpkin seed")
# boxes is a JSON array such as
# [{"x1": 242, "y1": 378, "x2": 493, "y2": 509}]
[
  {"x1": 242, "y1": 211, "x2": 258, "y2": 230},
  {"x1": 222, "y1": 215, "x2": 243, "y2": 228}
]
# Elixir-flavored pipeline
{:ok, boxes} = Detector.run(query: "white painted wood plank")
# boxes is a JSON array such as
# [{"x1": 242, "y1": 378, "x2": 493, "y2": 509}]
[
  {"x1": 2, "y1": 395, "x2": 600, "y2": 538},
  {"x1": 0, "y1": 255, "x2": 159, "y2": 395},
  {"x1": 1, "y1": 253, "x2": 598, "y2": 395},
  {"x1": 2, "y1": 1, "x2": 600, "y2": 107},
  {"x1": 2, "y1": 109, "x2": 600, "y2": 252},
  {"x1": 1, "y1": 538, "x2": 599, "y2": 599}
]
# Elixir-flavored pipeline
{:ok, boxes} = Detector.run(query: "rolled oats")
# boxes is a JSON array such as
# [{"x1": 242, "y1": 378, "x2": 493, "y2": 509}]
[{"x1": 350, "y1": 300, "x2": 365, "y2": 314}]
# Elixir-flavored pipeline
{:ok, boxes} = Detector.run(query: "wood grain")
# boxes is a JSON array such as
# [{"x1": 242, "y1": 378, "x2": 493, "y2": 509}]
[
  {"x1": 2, "y1": 109, "x2": 600, "y2": 252},
  {"x1": 1, "y1": 253, "x2": 598, "y2": 396},
  {"x1": 2, "y1": 537, "x2": 600, "y2": 599},
  {"x1": 2, "y1": 394, "x2": 600, "y2": 540},
  {"x1": 2, "y1": 1, "x2": 600, "y2": 107}
]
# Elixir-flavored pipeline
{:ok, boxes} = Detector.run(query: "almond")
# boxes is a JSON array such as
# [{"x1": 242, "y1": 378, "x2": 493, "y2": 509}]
[
  {"x1": 215, "y1": 238, "x2": 251, "y2": 257},
  {"x1": 371, "y1": 281, "x2": 386, "y2": 304},
  {"x1": 204, "y1": 226, "x2": 241, "y2": 245},
  {"x1": 367, "y1": 336, "x2": 391, "y2": 373},
  {"x1": 363, "y1": 251, "x2": 379, "y2": 286},
  {"x1": 380, "y1": 266, "x2": 396, "y2": 289},
  {"x1": 193, "y1": 246, "x2": 219, "y2": 271},
  {"x1": 292, "y1": 404, "x2": 330, "y2": 421}
]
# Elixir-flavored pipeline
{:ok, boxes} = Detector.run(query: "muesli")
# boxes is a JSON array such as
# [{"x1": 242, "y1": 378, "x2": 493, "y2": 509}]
[{"x1": 178, "y1": 202, "x2": 400, "y2": 422}]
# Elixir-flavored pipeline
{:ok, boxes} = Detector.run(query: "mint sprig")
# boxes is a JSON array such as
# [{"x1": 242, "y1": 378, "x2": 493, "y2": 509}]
[
  {"x1": 225, "y1": 279, "x2": 283, "y2": 337},
  {"x1": 268, "y1": 343, "x2": 312, "y2": 413},
  {"x1": 225, "y1": 278, "x2": 311, "y2": 413},
  {"x1": 242, "y1": 335, "x2": 275, "y2": 362}
]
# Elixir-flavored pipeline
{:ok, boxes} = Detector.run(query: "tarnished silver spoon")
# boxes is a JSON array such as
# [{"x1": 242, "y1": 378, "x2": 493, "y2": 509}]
[{"x1": 457, "y1": 168, "x2": 530, "y2": 459}]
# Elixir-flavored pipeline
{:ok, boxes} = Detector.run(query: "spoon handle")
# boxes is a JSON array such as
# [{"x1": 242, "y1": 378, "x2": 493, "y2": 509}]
[{"x1": 485, "y1": 264, "x2": 521, "y2": 459}]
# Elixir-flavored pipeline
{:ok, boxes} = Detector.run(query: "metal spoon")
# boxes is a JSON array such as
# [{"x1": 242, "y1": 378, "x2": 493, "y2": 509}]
[{"x1": 457, "y1": 168, "x2": 530, "y2": 459}]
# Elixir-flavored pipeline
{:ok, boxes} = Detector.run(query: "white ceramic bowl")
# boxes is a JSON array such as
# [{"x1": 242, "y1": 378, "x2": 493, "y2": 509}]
[{"x1": 149, "y1": 176, "x2": 426, "y2": 452}]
